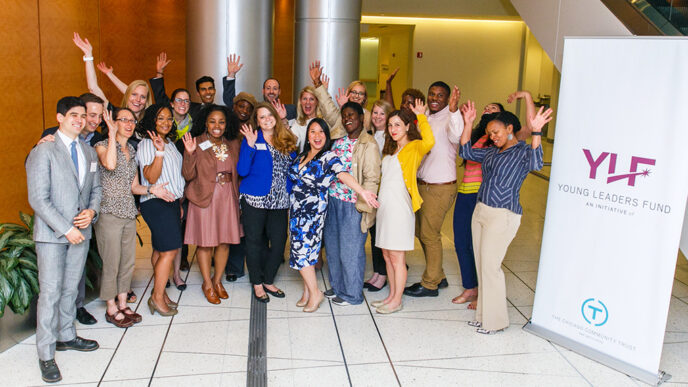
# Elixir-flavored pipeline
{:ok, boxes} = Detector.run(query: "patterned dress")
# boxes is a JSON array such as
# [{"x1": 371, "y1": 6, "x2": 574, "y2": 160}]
[{"x1": 288, "y1": 151, "x2": 345, "y2": 269}]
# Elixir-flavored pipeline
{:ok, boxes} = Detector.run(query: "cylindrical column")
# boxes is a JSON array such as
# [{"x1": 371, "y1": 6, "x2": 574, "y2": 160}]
[
  {"x1": 187, "y1": 0, "x2": 274, "y2": 103},
  {"x1": 294, "y1": 0, "x2": 361, "y2": 101}
]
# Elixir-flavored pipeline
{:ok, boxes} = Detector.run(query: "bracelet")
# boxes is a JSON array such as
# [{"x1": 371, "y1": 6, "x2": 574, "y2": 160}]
[
  {"x1": 531, "y1": 132, "x2": 542, "y2": 136},
  {"x1": 146, "y1": 186, "x2": 151, "y2": 195},
  {"x1": 155, "y1": 150, "x2": 165, "y2": 157},
  {"x1": 83, "y1": 56, "x2": 94, "y2": 62}
]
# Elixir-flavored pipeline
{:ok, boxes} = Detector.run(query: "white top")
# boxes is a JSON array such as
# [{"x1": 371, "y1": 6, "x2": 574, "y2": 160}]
[
  {"x1": 417, "y1": 105, "x2": 464, "y2": 183},
  {"x1": 373, "y1": 130, "x2": 385, "y2": 156},
  {"x1": 288, "y1": 118, "x2": 313, "y2": 153},
  {"x1": 57, "y1": 129, "x2": 86, "y2": 186},
  {"x1": 136, "y1": 139, "x2": 185, "y2": 202}
]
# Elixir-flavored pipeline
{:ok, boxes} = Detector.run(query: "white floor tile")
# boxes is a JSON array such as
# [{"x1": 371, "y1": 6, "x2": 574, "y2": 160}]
[{"x1": 100, "y1": 324, "x2": 168, "y2": 381}]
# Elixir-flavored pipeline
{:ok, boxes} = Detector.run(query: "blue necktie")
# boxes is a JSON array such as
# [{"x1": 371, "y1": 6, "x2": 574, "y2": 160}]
[{"x1": 70, "y1": 141, "x2": 79, "y2": 176}]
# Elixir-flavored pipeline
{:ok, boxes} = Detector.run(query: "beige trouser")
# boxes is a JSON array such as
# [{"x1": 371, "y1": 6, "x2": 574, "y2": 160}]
[
  {"x1": 472, "y1": 202, "x2": 521, "y2": 331},
  {"x1": 94, "y1": 213, "x2": 137, "y2": 301},
  {"x1": 416, "y1": 183, "x2": 458, "y2": 290}
]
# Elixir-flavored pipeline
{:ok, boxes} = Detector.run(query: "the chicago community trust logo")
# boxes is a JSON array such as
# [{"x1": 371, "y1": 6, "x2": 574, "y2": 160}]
[
  {"x1": 581, "y1": 298, "x2": 608, "y2": 326},
  {"x1": 583, "y1": 149, "x2": 655, "y2": 186}
]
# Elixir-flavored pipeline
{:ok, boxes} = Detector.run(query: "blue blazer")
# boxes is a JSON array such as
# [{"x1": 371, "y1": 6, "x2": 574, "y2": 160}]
[{"x1": 237, "y1": 130, "x2": 295, "y2": 196}]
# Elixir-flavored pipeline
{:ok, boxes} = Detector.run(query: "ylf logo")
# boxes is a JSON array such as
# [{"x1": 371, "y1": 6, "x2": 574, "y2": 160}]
[
  {"x1": 583, "y1": 149, "x2": 655, "y2": 186},
  {"x1": 581, "y1": 298, "x2": 608, "y2": 326}
]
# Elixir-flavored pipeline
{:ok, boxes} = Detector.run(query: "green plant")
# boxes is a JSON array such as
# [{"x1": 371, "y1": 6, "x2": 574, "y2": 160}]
[{"x1": 0, "y1": 212, "x2": 39, "y2": 318}]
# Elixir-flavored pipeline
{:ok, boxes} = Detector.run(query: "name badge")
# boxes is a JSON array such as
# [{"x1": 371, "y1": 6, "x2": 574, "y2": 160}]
[
  {"x1": 256, "y1": 143, "x2": 267, "y2": 150},
  {"x1": 199, "y1": 140, "x2": 213, "y2": 151},
  {"x1": 90, "y1": 162, "x2": 97, "y2": 172}
]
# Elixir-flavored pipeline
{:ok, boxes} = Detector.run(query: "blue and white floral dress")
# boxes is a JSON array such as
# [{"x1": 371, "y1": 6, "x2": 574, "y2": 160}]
[{"x1": 288, "y1": 151, "x2": 345, "y2": 269}]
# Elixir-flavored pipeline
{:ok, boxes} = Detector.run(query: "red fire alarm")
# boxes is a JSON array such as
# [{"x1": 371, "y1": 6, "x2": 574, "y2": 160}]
[{"x1": 416, "y1": 51, "x2": 423, "y2": 58}]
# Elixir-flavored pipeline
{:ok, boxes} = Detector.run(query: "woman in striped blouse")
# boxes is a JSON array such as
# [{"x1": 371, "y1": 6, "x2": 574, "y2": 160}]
[{"x1": 458, "y1": 101, "x2": 552, "y2": 334}]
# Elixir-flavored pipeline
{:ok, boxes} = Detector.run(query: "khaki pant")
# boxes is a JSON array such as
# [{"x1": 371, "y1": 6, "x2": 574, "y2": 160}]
[
  {"x1": 95, "y1": 213, "x2": 137, "y2": 301},
  {"x1": 416, "y1": 183, "x2": 457, "y2": 290},
  {"x1": 472, "y1": 202, "x2": 521, "y2": 331}
]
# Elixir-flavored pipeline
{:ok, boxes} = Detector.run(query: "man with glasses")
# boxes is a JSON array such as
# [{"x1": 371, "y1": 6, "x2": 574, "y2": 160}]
[{"x1": 37, "y1": 92, "x2": 106, "y2": 326}]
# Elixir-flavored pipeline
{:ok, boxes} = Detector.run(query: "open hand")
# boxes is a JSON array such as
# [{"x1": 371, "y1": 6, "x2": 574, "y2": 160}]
[
  {"x1": 309, "y1": 61, "x2": 323, "y2": 86},
  {"x1": 227, "y1": 53, "x2": 243, "y2": 77},
  {"x1": 336, "y1": 88, "x2": 349, "y2": 107},
  {"x1": 460, "y1": 100, "x2": 477, "y2": 127},
  {"x1": 271, "y1": 99, "x2": 287, "y2": 120},
  {"x1": 320, "y1": 74, "x2": 330, "y2": 90},
  {"x1": 103, "y1": 109, "x2": 117, "y2": 139},
  {"x1": 359, "y1": 190, "x2": 379, "y2": 209},
  {"x1": 73, "y1": 32, "x2": 92, "y2": 56},
  {"x1": 240, "y1": 124, "x2": 257, "y2": 148},
  {"x1": 37, "y1": 134, "x2": 55, "y2": 146},
  {"x1": 182, "y1": 132, "x2": 196, "y2": 154},
  {"x1": 150, "y1": 182, "x2": 175, "y2": 202},
  {"x1": 410, "y1": 98, "x2": 426, "y2": 116},
  {"x1": 156, "y1": 52, "x2": 171, "y2": 75},
  {"x1": 96, "y1": 61, "x2": 113, "y2": 75},
  {"x1": 448, "y1": 85, "x2": 461, "y2": 113},
  {"x1": 529, "y1": 106, "x2": 553, "y2": 132}
]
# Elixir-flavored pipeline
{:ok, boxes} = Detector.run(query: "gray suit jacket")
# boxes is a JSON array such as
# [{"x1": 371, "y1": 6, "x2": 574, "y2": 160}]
[{"x1": 26, "y1": 137, "x2": 102, "y2": 243}]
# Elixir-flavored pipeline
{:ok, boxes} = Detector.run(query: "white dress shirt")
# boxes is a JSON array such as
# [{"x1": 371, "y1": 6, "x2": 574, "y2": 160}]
[{"x1": 57, "y1": 129, "x2": 86, "y2": 186}]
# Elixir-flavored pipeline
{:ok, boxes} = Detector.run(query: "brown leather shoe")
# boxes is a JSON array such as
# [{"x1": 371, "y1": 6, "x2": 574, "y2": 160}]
[
  {"x1": 214, "y1": 282, "x2": 229, "y2": 299},
  {"x1": 203, "y1": 285, "x2": 221, "y2": 304},
  {"x1": 119, "y1": 306, "x2": 142, "y2": 323},
  {"x1": 105, "y1": 310, "x2": 133, "y2": 328}
]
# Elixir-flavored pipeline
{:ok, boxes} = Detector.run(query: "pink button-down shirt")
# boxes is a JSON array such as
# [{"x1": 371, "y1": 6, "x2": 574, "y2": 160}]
[{"x1": 417, "y1": 105, "x2": 464, "y2": 183}]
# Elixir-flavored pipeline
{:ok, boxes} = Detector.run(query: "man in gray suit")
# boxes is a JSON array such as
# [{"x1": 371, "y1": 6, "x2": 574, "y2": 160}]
[{"x1": 26, "y1": 96, "x2": 102, "y2": 383}]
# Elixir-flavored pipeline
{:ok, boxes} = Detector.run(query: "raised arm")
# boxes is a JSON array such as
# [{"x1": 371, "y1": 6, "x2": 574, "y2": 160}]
[
  {"x1": 410, "y1": 99, "x2": 435, "y2": 155},
  {"x1": 97, "y1": 61, "x2": 128, "y2": 94},
  {"x1": 95, "y1": 110, "x2": 119, "y2": 170},
  {"x1": 141, "y1": 132, "x2": 166, "y2": 184},
  {"x1": 73, "y1": 32, "x2": 108, "y2": 105},
  {"x1": 459, "y1": 101, "x2": 477, "y2": 146},
  {"x1": 447, "y1": 85, "x2": 464, "y2": 144},
  {"x1": 528, "y1": 106, "x2": 553, "y2": 150},
  {"x1": 383, "y1": 67, "x2": 399, "y2": 108},
  {"x1": 149, "y1": 52, "x2": 172, "y2": 106},
  {"x1": 222, "y1": 54, "x2": 242, "y2": 109},
  {"x1": 508, "y1": 90, "x2": 536, "y2": 140}
]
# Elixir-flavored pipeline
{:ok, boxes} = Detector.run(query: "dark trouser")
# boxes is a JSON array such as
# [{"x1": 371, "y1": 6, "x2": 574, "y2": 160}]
[
  {"x1": 225, "y1": 236, "x2": 246, "y2": 277},
  {"x1": 241, "y1": 198, "x2": 287, "y2": 285},
  {"x1": 180, "y1": 199, "x2": 189, "y2": 266},
  {"x1": 453, "y1": 192, "x2": 479, "y2": 289},
  {"x1": 368, "y1": 224, "x2": 386, "y2": 275}
]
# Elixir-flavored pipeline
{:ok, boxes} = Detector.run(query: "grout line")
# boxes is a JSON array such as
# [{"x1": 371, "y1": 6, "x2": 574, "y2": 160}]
[
  {"x1": 394, "y1": 363, "x2": 587, "y2": 379},
  {"x1": 362, "y1": 294, "x2": 402, "y2": 387},
  {"x1": 146, "y1": 248, "x2": 196, "y2": 385},
  {"x1": 319, "y1": 268, "x2": 353, "y2": 387},
  {"x1": 550, "y1": 341, "x2": 594, "y2": 386}
]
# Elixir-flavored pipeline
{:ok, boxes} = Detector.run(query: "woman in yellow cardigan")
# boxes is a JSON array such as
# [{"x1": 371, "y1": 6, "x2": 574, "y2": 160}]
[{"x1": 372, "y1": 99, "x2": 434, "y2": 314}]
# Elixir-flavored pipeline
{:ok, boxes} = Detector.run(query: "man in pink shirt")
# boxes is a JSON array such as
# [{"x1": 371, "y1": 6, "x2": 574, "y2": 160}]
[{"x1": 405, "y1": 81, "x2": 463, "y2": 297}]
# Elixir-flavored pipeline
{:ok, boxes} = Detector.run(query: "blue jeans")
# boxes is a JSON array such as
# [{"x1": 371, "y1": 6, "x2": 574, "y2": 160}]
[
  {"x1": 453, "y1": 192, "x2": 478, "y2": 289},
  {"x1": 323, "y1": 197, "x2": 367, "y2": 304}
]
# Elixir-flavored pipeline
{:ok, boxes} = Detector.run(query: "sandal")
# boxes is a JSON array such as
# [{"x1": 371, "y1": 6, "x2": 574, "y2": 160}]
[
  {"x1": 126, "y1": 291, "x2": 137, "y2": 304},
  {"x1": 476, "y1": 327, "x2": 504, "y2": 335},
  {"x1": 467, "y1": 320, "x2": 482, "y2": 328},
  {"x1": 119, "y1": 306, "x2": 142, "y2": 323},
  {"x1": 105, "y1": 310, "x2": 133, "y2": 328}
]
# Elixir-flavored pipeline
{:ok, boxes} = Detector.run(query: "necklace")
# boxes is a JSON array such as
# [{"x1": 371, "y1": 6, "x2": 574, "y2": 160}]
[{"x1": 212, "y1": 142, "x2": 228, "y2": 161}]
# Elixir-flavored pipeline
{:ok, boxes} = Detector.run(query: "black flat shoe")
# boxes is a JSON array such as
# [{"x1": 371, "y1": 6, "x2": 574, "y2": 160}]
[
  {"x1": 253, "y1": 291, "x2": 270, "y2": 303},
  {"x1": 174, "y1": 278, "x2": 187, "y2": 291},
  {"x1": 367, "y1": 281, "x2": 387, "y2": 292},
  {"x1": 76, "y1": 307, "x2": 97, "y2": 325},
  {"x1": 438, "y1": 278, "x2": 449, "y2": 289},
  {"x1": 55, "y1": 336, "x2": 99, "y2": 352},
  {"x1": 165, "y1": 280, "x2": 171, "y2": 288},
  {"x1": 263, "y1": 285, "x2": 285, "y2": 298},
  {"x1": 39, "y1": 359, "x2": 61, "y2": 383},
  {"x1": 226, "y1": 273, "x2": 238, "y2": 282}
]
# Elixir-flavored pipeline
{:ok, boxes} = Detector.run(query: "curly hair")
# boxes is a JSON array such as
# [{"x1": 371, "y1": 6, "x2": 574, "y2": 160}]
[
  {"x1": 193, "y1": 104, "x2": 239, "y2": 141},
  {"x1": 382, "y1": 110, "x2": 422, "y2": 156},
  {"x1": 251, "y1": 102, "x2": 297, "y2": 155},
  {"x1": 135, "y1": 104, "x2": 177, "y2": 142}
]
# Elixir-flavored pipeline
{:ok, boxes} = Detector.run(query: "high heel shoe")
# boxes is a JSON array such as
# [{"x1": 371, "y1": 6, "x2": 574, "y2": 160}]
[
  {"x1": 214, "y1": 282, "x2": 229, "y2": 299},
  {"x1": 147, "y1": 297, "x2": 178, "y2": 316},
  {"x1": 303, "y1": 293, "x2": 324, "y2": 313},
  {"x1": 296, "y1": 293, "x2": 309, "y2": 307}
]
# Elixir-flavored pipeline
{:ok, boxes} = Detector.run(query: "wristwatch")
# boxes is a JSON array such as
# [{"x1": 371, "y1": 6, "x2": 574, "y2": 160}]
[{"x1": 531, "y1": 131, "x2": 542, "y2": 136}]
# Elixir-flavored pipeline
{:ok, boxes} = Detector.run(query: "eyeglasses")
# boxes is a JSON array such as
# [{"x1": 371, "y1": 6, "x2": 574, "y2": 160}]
[
  {"x1": 117, "y1": 118, "x2": 137, "y2": 124},
  {"x1": 350, "y1": 91, "x2": 366, "y2": 97},
  {"x1": 174, "y1": 98, "x2": 191, "y2": 104}
]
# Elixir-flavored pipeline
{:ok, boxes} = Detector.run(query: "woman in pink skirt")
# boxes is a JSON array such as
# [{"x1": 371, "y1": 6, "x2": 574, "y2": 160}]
[{"x1": 182, "y1": 105, "x2": 243, "y2": 304}]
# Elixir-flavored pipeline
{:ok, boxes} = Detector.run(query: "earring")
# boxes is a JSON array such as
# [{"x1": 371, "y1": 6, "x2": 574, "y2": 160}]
[{"x1": 507, "y1": 134, "x2": 513, "y2": 140}]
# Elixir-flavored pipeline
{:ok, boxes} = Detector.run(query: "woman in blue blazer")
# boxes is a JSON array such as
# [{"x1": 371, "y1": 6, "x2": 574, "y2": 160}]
[{"x1": 238, "y1": 102, "x2": 298, "y2": 302}]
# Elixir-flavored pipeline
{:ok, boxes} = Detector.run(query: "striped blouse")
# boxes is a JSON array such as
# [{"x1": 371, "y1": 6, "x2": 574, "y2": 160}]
[
  {"x1": 459, "y1": 140, "x2": 543, "y2": 215},
  {"x1": 457, "y1": 134, "x2": 489, "y2": 194},
  {"x1": 136, "y1": 138, "x2": 185, "y2": 202}
]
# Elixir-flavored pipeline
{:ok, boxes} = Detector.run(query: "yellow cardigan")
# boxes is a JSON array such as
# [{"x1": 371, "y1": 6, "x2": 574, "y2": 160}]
[{"x1": 394, "y1": 114, "x2": 435, "y2": 212}]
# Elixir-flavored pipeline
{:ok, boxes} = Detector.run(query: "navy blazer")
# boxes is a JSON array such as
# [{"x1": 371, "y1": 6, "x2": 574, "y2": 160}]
[{"x1": 237, "y1": 130, "x2": 295, "y2": 196}]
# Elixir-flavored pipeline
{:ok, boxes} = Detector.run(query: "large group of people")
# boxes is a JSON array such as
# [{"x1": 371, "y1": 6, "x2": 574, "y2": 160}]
[{"x1": 25, "y1": 32, "x2": 552, "y2": 383}]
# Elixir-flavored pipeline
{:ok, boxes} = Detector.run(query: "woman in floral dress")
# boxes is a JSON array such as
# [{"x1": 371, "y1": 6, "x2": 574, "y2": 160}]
[{"x1": 288, "y1": 118, "x2": 379, "y2": 312}]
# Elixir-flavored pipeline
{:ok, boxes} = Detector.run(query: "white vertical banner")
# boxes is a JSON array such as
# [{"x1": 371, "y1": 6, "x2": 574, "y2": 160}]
[{"x1": 526, "y1": 37, "x2": 688, "y2": 384}]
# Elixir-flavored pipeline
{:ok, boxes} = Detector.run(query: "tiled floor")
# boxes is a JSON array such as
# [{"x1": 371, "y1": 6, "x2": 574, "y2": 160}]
[{"x1": 2, "y1": 173, "x2": 688, "y2": 386}]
